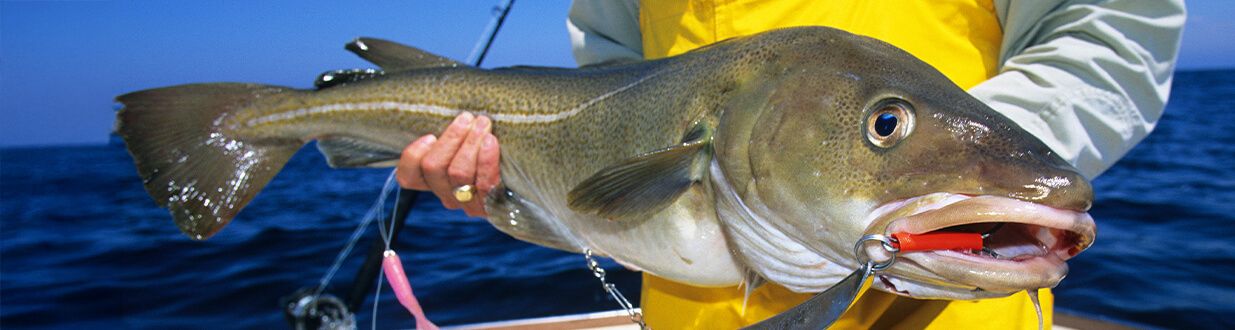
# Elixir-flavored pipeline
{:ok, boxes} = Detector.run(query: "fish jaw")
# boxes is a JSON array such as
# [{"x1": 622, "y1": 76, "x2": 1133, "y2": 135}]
[
  {"x1": 710, "y1": 161, "x2": 859, "y2": 292},
  {"x1": 859, "y1": 193, "x2": 1096, "y2": 299}
]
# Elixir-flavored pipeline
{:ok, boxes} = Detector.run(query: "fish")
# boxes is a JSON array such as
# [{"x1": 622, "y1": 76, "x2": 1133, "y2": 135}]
[{"x1": 115, "y1": 26, "x2": 1095, "y2": 300}]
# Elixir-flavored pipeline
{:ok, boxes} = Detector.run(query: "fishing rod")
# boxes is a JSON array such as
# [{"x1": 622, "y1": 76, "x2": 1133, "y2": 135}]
[
  {"x1": 282, "y1": 1, "x2": 516, "y2": 329},
  {"x1": 467, "y1": 0, "x2": 515, "y2": 65}
]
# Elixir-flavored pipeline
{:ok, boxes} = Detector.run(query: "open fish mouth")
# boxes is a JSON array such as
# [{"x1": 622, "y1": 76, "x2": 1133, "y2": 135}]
[{"x1": 865, "y1": 193, "x2": 1096, "y2": 295}]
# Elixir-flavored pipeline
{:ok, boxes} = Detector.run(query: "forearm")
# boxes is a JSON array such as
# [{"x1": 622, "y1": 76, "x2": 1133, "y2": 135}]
[{"x1": 970, "y1": 0, "x2": 1186, "y2": 179}]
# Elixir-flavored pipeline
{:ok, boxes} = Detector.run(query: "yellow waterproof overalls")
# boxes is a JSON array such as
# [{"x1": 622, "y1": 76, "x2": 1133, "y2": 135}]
[{"x1": 636, "y1": 1, "x2": 1055, "y2": 329}]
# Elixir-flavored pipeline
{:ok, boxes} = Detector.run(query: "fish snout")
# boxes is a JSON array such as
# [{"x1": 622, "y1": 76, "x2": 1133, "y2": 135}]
[{"x1": 979, "y1": 162, "x2": 1093, "y2": 213}]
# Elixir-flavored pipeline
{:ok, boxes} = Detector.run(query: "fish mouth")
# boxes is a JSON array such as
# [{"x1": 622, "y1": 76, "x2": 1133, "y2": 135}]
[{"x1": 865, "y1": 193, "x2": 1095, "y2": 295}]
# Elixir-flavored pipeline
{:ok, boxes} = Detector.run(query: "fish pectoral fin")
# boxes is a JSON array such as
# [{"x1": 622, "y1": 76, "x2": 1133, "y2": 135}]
[
  {"x1": 568, "y1": 123, "x2": 714, "y2": 220},
  {"x1": 346, "y1": 37, "x2": 464, "y2": 72},
  {"x1": 316, "y1": 136, "x2": 403, "y2": 168}
]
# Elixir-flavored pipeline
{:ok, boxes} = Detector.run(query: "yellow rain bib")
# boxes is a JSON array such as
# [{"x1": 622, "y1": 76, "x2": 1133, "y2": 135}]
[
  {"x1": 639, "y1": 0, "x2": 1001, "y2": 90},
  {"x1": 636, "y1": 1, "x2": 1054, "y2": 328}
]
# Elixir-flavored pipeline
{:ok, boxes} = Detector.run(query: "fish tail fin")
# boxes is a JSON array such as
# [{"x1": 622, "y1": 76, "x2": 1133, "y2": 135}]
[{"x1": 115, "y1": 83, "x2": 303, "y2": 240}]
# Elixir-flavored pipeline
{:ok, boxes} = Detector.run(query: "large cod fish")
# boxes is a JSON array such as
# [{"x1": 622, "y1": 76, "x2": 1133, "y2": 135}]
[{"x1": 117, "y1": 27, "x2": 1095, "y2": 300}]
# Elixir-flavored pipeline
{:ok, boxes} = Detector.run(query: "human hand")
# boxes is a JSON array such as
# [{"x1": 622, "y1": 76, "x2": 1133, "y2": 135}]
[{"x1": 396, "y1": 112, "x2": 501, "y2": 217}]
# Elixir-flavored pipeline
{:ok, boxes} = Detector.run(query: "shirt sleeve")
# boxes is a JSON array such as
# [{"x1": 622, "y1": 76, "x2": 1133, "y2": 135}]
[
  {"x1": 970, "y1": 0, "x2": 1186, "y2": 179},
  {"x1": 566, "y1": 0, "x2": 644, "y2": 66}
]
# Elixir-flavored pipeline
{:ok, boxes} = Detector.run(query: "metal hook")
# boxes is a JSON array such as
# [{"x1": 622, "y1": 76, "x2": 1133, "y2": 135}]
[
  {"x1": 854, "y1": 234, "x2": 899, "y2": 271},
  {"x1": 980, "y1": 222, "x2": 1006, "y2": 239},
  {"x1": 979, "y1": 223, "x2": 1006, "y2": 258}
]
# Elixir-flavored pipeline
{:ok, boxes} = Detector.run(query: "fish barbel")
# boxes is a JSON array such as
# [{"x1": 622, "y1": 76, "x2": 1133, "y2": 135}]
[{"x1": 116, "y1": 26, "x2": 1095, "y2": 299}]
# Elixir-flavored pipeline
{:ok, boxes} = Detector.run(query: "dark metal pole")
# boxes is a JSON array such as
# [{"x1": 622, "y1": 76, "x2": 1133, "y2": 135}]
[{"x1": 466, "y1": 0, "x2": 516, "y2": 66}]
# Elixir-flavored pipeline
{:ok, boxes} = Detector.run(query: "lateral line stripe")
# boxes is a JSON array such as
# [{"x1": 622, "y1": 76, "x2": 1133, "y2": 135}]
[{"x1": 245, "y1": 68, "x2": 668, "y2": 128}]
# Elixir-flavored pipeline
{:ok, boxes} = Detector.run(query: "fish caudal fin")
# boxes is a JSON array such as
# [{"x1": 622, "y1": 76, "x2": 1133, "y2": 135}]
[{"x1": 116, "y1": 83, "x2": 302, "y2": 240}]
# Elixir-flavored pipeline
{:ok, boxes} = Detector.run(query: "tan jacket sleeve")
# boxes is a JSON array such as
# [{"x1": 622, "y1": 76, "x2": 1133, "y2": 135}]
[
  {"x1": 566, "y1": 0, "x2": 643, "y2": 66},
  {"x1": 970, "y1": 0, "x2": 1186, "y2": 178}
]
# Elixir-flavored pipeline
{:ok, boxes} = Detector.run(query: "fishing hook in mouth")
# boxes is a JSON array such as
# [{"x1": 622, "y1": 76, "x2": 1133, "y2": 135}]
[
  {"x1": 979, "y1": 247, "x2": 1003, "y2": 258},
  {"x1": 979, "y1": 223, "x2": 1006, "y2": 239},
  {"x1": 979, "y1": 223, "x2": 1006, "y2": 258}
]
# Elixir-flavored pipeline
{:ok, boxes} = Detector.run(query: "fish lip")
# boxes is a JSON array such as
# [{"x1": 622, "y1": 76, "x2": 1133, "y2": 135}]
[
  {"x1": 864, "y1": 193, "x2": 1096, "y2": 293},
  {"x1": 882, "y1": 194, "x2": 1096, "y2": 255}
]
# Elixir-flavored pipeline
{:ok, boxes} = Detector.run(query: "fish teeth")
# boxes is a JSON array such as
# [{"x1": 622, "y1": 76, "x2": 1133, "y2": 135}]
[
  {"x1": 990, "y1": 243, "x2": 1046, "y2": 259},
  {"x1": 1035, "y1": 226, "x2": 1058, "y2": 250}
]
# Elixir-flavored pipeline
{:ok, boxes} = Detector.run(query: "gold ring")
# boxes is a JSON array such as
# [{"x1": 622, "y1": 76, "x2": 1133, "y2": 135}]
[{"x1": 453, "y1": 185, "x2": 475, "y2": 203}]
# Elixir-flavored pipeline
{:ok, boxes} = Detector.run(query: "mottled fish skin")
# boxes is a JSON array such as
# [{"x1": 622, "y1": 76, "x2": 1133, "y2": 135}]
[
  {"x1": 242, "y1": 43, "x2": 762, "y2": 286},
  {"x1": 120, "y1": 29, "x2": 770, "y2": 285},
  {"x1": 116, "y1": 26, "x2": 1096, "y2": 298}
]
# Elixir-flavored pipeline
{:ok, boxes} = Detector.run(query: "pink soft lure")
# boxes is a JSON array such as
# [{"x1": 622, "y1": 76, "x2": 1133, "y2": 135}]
[{"x1": 382, "y1": 250, "x2": 439, "y2": 330}]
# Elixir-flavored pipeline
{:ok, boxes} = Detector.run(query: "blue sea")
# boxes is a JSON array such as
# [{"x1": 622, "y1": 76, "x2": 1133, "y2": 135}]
[{"x1": 2, "y1": 69, "x2": 1233, "y2": 329}]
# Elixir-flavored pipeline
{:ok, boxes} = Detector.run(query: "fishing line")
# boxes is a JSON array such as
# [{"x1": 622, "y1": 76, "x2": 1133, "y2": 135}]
[
  {"x1": 372, "y1": 265, "x2": 387, "y2": 330},
  {"x1": 315, "y1": 171, "x2": 399, "y2": 297},
  {"x1": 370, "y1": 172, "x2": 403, "y2": 330},
  {"x1": 383, "y1": 187, "x2": 403, "y2": 249}
]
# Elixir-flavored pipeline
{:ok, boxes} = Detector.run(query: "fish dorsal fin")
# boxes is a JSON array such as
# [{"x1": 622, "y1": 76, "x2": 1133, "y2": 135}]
[
  {"x1": 579, "y1": 58, "x2": 640, "y2": 68},
  {"x1": 316, "y1": 136, "x2": 402, "y2": 168},
  {"x1": 315, "y1": 38, "x2": 463, "y2": 89},
  {"x1": 493, "y1": 65, "x2": 577, "y2": 72},
  {"x1": 568, "y1": 122, "x2": 714, "y2": 220},
  {"x1": 314, "y1": 68, "x2": 384, "y2": 89},
  {"x1": 346, "y1": 37, "x2": 464, "y2": 72}
]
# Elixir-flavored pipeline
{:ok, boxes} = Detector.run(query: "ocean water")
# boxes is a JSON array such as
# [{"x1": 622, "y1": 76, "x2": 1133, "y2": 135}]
[{"x1": 2, "y1": 69, "x2": 1233, "y2": 329}]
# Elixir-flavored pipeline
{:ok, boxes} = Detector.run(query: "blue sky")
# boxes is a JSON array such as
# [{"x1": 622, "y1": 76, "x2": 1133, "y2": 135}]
[{"x1": 1, "y1": 1, "x2": 1232, "y2": 147}]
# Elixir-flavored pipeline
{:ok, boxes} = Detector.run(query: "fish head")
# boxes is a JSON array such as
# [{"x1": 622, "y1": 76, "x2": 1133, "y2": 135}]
[{"x1": 715, "y1": 27, "x2": 1095, "y2": 299}]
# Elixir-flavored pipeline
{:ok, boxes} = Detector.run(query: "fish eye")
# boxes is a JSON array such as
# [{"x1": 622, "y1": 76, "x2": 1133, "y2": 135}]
[{"x1": 865, "y1": 99, "x2": 914, "y2": 148}]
